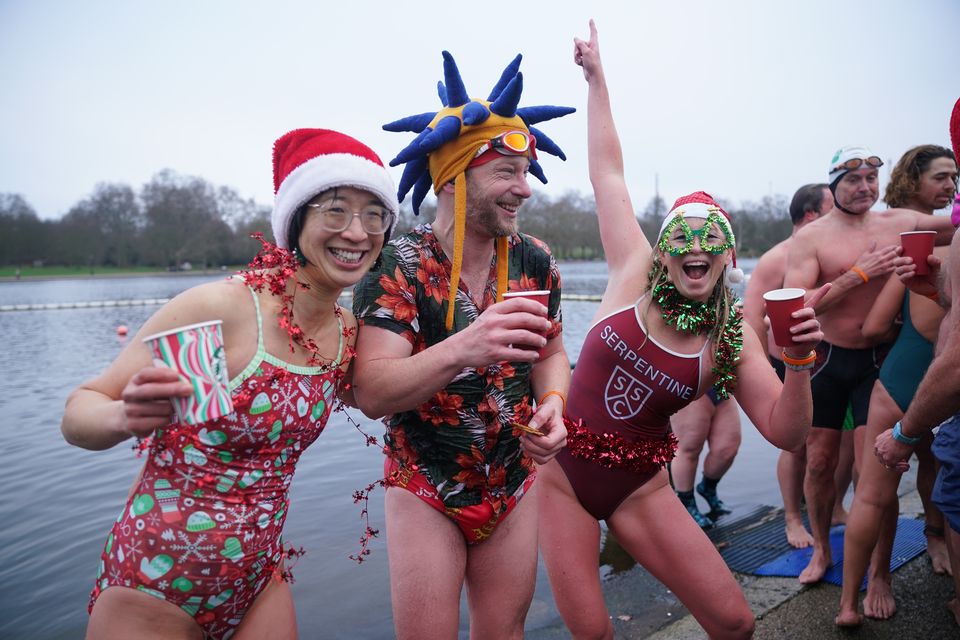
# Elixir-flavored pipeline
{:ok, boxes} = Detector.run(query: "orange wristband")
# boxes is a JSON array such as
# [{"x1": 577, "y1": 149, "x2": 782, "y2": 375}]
[
  {"x1": 781, "y1": 350, "x2": 816, "y2": 366},
  {"x1": 851, "y1": 266, "x2": 869, "y2": 283},
  {"x1": 538, "y1": 390, "x2": 567, "y2": 414}
]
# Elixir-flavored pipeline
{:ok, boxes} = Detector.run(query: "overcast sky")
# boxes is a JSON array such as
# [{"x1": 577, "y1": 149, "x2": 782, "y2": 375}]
[{"x1": 2, "y1": 0, "x2": 957, "y2": 220}]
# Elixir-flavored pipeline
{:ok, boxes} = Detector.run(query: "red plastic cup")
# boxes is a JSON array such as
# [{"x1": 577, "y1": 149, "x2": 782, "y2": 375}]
[
  {"x1": 900, "y1": 231, "x2": 936, "y2": 276},
  {"x1": 502, "y1": 290, "x2": 550, "y2": 309},
  {"x1": 762, "y1": 288, "x2": 806, "y2": 348},
  {"x1": 502, "y1": 290, "x2": 551, "y2": 352}
]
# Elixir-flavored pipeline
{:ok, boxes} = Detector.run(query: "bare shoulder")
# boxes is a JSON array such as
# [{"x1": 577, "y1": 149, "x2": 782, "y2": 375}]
[
  {"x1": 152, "y1": 277, "x2": 251, "y2": 330},
  {"x1": 791, "y1": 217, "x2": 829, "y2": 244},
  {"x1": 755, "y1": 239, "x2": 789, "y2": 270},
  {"x1": 875, "y1": 207, "x2": 918, "y2": 228}
]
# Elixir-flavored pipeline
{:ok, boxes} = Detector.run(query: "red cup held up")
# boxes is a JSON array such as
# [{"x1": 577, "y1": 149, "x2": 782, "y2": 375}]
[
  {"x1": 900, "y1": 231, "x2": 937, "y2": 276},
  {"x1": 763, "y1": 288, "x2": 805, "y2": 348}
]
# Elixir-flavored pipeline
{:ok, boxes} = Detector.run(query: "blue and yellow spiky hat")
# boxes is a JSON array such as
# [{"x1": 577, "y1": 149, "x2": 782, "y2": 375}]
[{"x1": 384, "y1": 51, "x2": 574, "y2": 329}]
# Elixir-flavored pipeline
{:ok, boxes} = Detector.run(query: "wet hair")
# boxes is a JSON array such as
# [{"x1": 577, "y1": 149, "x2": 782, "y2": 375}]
[
  {"x1": 788, "y1": 183, "x2": 829, "y2": 225},
  {"x1": 884, "y1": 145, "x2": 956, "y2": 208}
]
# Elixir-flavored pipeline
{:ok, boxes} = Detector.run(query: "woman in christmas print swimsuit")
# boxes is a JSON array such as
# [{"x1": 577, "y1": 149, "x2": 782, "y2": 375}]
[
  {"x1": 537, "y1": 22, "x2": 829, "y2": 640},
  {"x1": 61, "y1": 128, "x2": 398, "y2": 640}
]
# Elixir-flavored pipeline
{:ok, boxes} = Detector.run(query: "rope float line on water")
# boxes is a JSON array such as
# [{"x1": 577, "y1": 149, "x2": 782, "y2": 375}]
[{"x1": 0, "y1": 292, "x2": 606, "y2": 312}]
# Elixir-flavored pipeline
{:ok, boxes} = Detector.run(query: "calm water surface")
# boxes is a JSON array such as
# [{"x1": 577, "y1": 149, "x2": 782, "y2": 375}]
[{"x1": 0, "y1": 260, "x2": 778, "y2": 639}]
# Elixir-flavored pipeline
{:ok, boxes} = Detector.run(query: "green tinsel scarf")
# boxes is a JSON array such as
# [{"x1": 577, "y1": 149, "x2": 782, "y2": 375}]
[{"x1": 648, "y1": 267, "x2": 743, "y2": 399}]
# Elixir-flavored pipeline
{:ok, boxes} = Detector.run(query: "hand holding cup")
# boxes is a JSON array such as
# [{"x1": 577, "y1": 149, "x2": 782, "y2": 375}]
[
  {"x1": 502, "y1": 290, "x2": 551, "y2": 354},
  {"x1": 143, "y1": 320, "x2": 234, "y2": 425},
  {"x1": 763, "y1": 284, "x2": 830, "y2": 356}
]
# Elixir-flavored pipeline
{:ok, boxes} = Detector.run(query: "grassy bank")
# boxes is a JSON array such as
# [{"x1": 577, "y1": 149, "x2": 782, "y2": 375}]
[{"x1": 0, "y1": 265, "x2": 241, "y2": 279}]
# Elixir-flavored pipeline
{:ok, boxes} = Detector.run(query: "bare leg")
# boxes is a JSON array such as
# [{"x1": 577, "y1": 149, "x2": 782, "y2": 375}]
[
  {"x1": 538, "y1": 461, "x2": 613, "y2": 640},
  {"x1": 609, "y1": 474, "x2": 755, "y2": 639},
  {"x1": 670, "y1": 397, "x2": 712, "y2": 493},
  {"x1": 778, "y1": 446, "x2": 813, "y2": 548},
  {"x1": 836, "y1": 382, "x2": 902, "y2": 626},
  {"x1": 863, "y1": 500, "x2": 899, "y2": 619},
  {"x1": 801, "y1": 427, "x2": 842, "y2": 584},
  {"x1": 945, "y1": 526, "x2": 960, "y2": 627},
  {"x1": 699, "y1": 398, "x2": 742, "y2": 518},
  {"x1": 833, "y1": 428, "x2": 855, "y2": 526},
  {"x1": 87, "y1": 586, "x2": 203, "y2": 640},
  {"x1": 670, "y1": 397, "x2": 714, "y2": 527},
  {"x1": 234, "y1": 579, "x2": 298, "y2": 640},
  {"x1": 465, "y1": 482, "x2": 539, "y2": 640},
  {"x1": 916, "y1": 436, "x2": 952, "y2": 575},
  {"x1": 702, "y1": 398, "x2": 742, "y2": 481},
  {"x1": 384, "y1": 487, "x2": 467, "y2": 640}
]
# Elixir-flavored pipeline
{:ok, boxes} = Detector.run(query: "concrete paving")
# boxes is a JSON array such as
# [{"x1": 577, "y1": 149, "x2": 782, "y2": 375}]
[{"x1": 529, "y1": 470, "x2": 959, "y2": 639}]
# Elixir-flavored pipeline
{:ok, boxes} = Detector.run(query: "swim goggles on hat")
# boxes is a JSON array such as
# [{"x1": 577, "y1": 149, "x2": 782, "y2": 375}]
[
  {"x1": 473, "y1": 130, "x2": 537, "y2": 159},
  {"x1": 831, "y1": 156, "x2": 883, "y2": 173},
  {"x1": 659, "y1": 210, "x2": 734, "y2": 256}
]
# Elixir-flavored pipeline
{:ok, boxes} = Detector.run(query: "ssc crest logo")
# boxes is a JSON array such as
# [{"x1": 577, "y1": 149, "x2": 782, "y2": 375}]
[{"x1": 604, "y1": 365, "x2": 653, "y2": 420}]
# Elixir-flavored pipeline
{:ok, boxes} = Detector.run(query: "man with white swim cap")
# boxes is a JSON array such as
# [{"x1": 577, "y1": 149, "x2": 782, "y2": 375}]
[{"x1": 783, "y1": 144, "x2": 956, "y2": 584}]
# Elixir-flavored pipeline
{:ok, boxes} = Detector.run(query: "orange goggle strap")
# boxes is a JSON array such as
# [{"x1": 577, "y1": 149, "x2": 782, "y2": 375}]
[
  {"x1": 445, "y1": 173, "x2": 468, "y2": 331},
  {"x1": 443, "y1": 173, "x2": 511, "y2": 331},
  {"x1": 496, "y1": 236, "x2": 508, "y2": 303}
]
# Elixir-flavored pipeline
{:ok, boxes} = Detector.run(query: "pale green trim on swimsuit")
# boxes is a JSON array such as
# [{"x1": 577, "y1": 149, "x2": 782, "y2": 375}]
[{"x1": 228, "y1": 283, "x2": 345, "y2": 390}]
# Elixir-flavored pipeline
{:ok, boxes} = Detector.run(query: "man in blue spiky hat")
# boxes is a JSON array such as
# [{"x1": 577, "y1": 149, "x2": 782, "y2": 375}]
[{"x1": 351, "y1": 51, "x2": 574, "y2": 636}]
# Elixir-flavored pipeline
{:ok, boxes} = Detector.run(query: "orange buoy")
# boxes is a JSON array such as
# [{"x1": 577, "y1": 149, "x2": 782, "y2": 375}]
[{"x1": 117, "y1": 325, "x2": 129, "y2": 336}]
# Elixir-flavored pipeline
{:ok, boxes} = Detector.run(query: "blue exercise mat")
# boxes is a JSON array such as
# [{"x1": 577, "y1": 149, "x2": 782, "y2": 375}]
[{"x1": 752, "y1": 518, "x2": 927, "y2": 588}]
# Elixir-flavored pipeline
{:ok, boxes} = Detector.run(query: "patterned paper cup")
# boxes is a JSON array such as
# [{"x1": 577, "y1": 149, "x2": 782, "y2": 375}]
[
  {"x1": 143, "y1": 321, "x2": 233, "y2": 425},
  {"x1": 763, "y1": 288, "x2": 806, "y2": 348}
]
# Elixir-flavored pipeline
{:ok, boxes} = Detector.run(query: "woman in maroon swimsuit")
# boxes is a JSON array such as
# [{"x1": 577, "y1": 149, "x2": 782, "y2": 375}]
[{"x1": 537, "y1": 22, "x2": 829, "y2": 639}]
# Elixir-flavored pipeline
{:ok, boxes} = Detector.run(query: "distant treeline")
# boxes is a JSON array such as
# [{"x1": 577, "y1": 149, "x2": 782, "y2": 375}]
[{"x1": 0, "y1": 170, "x2": 792, "y2": 269}]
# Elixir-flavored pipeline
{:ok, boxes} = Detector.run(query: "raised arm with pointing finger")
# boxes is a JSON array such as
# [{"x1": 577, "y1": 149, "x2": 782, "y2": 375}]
[{"x1": 537, "y1": 20, "x2": 827, "y2": 640}]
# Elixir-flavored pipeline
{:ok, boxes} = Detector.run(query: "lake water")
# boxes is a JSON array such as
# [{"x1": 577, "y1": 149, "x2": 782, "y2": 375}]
[{"x1": 0, "y1": 259, "x2": 784, "y2": 639}]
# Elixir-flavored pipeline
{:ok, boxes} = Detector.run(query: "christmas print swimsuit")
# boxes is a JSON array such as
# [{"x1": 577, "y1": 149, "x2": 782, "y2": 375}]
[{"x1": 89, "y1": 286, "x2": 344, "y2": 639}]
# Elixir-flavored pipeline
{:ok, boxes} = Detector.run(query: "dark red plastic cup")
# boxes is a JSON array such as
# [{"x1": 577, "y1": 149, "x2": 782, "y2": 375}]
[
  {"x1": 763, "y1": 288, "x2": 805, "y2": 347},
  {"x1": 900, "y1": 231, "x2": 936, "y2": 276},
  {"x1": 502, "y1": 290, "x2": 550, "y2": 352}
]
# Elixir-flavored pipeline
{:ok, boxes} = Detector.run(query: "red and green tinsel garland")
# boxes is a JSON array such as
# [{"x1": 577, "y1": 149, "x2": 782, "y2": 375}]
[{"x1": 564, "y1": 417, "x2": 678, "y2": 473}]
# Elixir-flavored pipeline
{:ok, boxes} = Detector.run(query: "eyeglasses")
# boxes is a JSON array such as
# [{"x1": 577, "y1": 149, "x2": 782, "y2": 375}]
[
  {"x1": 832, "y1": 156, "x2": 883, "y2": 173},
  {"x1": 660, "y1": 211, "x2": 735, "y2": 256},
  {"x1": 473, "y1": 130, "x2": 537, "y2": 159},
  {"x1": 306, "y1": 202, "x2": 394, "y2": 235}
]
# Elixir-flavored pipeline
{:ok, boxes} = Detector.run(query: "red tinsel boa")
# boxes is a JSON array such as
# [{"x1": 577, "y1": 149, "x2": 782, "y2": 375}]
[{"x1": 564, "y1": 417, "x2": 677, "y2": 473}]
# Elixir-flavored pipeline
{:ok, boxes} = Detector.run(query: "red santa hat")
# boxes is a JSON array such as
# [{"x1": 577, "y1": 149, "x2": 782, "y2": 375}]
[
  {"x1": 659, "y1": 191, "x2": 744, "y2": 284},
  {"x1": 271, "y1": 128, "x2": 399, "y2": 249}
]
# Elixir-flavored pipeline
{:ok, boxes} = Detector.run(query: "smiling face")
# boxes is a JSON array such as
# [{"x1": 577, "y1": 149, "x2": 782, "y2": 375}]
[
  {"x1": 833, "y1": 167, "x2": 880, "y2": 214},
  {"x1": 914, "y1": 157, "x2": 958, "y2": 212},
  {"x1": 297, "y1": 186, "x2": 387, "y2": 290},
  {"x1": 658, "y1": 215, "x2": 732, "y2": 301},
  {"x1": 464, "y1": 155, "x2": 533, "y2": 238}
]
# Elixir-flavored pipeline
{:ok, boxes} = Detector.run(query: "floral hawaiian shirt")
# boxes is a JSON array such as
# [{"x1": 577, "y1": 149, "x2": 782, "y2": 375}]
[{"x1": 353, "y1": 223, "x2": 562, "y2": 510}]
